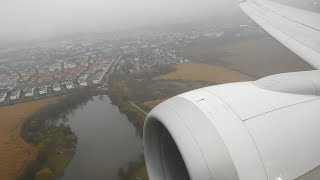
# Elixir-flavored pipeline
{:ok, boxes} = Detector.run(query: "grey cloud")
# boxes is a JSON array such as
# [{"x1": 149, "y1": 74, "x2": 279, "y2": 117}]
[{"x1": 0, "y1": 0, "x2": 238, "y2": 42}]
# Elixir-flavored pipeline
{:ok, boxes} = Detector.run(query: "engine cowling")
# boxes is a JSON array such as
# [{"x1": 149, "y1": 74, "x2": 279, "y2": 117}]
[{"x1": 143, "y1": 71, "x2": 320, "y2": 180}]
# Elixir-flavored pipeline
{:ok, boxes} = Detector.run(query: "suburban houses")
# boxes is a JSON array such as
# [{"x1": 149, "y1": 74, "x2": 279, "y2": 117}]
[
  {"x1": 93, "y1": 71, "x2": 106, "y2": 85},
  {"x1": 0, "y1": 22, "x2": 259, "y2": 105},
  {"x1": 78, "y1": 79, "x2": 88, "y2": 87},
  {"x1": 78, "y1": 74, "x2": 88, "y2": 87},
  {"x1": 10, "y1": 89, "x2": 21, "y2": 100},
  {"x1": 39, "y1": 85, "x2": 48, "y2": 95},
  {"x1": 0, "y1": 90, "x2": 7, "y2": 103},
  {"x1": 24, "y1": 87, "x2": 36, "y2": 97},
  {"x1": 53, "y1": 82, "x2": 62, "y2": 92},
  {"x1": 66, "y1": 81, "x2": 75, "y2": 90}
]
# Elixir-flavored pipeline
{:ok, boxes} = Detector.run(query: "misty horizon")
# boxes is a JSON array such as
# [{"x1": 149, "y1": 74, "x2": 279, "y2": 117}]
[{"x1": 0, "y1": 0, "x2": 240, "y2": 43}]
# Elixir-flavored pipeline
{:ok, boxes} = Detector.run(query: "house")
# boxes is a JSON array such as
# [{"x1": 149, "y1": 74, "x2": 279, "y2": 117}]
[
  {"x1": 68, "y1": 63, "x2": 76, "y2": 69},
  {"x1": 39, "y1": 85, "x2": 48, "y2": 95},
  {"x1": 49, "y1": 63, "x2": 62, "y2": 71},
  {"x1": 0, "y1": 90, "x2": 7, "y2": 102},
  {"x1": 79, "y1": 74, "x2": 88, "y2": 81},
  {"x1": 64, "y1": 63, "x2": 76, "y2": 69},
  {"x1": 66, "y1": 81, "x2": 74, "y2": 90},
  {"x1": 52, "y1": 82, "x2": 61, "y2": 92},
  {"x1": 38, "y1": 68, "x2": 45, "y2": 73},
  {"x1": 78, "y1": 74, "x2": 88, "y2": 87},
  {"x1": 78, "y1": 79, "x2": 88, "y2": 87},
  {"x1": 92, "y1": 71, "x2": 106, "y2": 85},
  {"x1": 10, "y1": 89, "x2": 21, "y2": 100},
  {"x1": 24, "y1": 87, "x2": 36, "y2": 97}
]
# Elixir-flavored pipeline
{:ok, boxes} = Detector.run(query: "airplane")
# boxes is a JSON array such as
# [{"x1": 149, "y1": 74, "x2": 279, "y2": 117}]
[{"x1": 143, "y1": 0, "x2": 320, "y2": 179}]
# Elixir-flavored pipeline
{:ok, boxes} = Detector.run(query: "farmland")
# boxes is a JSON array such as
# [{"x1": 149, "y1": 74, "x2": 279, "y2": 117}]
[
  {"x1": 0, "y1": 97, "x2": 62, "y2": 180},
  {"x1": 154, "y1": 63, "x2": 254, "y2": 83}
]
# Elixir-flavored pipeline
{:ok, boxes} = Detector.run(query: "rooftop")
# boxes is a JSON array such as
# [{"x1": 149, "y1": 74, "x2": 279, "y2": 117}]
[
  {"x1": 39, "y1": 86, "x2": 47, "y2": 91},
  {"x1": 79, "y1": 74, "x2": 87, "y2": 79},
  {"x1": 66, "y1": 81, "x2": 74, "y2": 86},
  {"x1": 52, "y1": 82, "x2": 60, "y2": 88},
  {"x1": 93, "y1": 71, "x2": 104, "y2": 80},
  {"x1": 24, "y1": 87, "x2": 34, "y2": 93},
  {"x1": 79, "y1": 79, "x2": 86, "y2": 83},
  {"x1": 0, "y1": 90, "x2": 7, "y2": 96},
  {"x1": 11, "y1": 90, "x2": 20, "y2": 96}
]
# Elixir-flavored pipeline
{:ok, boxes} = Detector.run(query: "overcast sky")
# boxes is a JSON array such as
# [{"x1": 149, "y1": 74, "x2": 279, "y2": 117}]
[{"x1": 0, "y1": 0, "x2": 239, "y2": 42}]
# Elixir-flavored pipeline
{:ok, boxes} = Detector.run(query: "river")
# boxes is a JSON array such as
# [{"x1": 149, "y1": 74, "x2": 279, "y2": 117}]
[{"x1": 60, "y1": 95, "x2": 143, "y2": 180}]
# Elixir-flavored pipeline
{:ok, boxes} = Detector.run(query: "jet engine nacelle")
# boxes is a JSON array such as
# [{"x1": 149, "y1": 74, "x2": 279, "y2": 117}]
[{"x1": 144, "y1": 71, "x2": 320, "y2": 180}]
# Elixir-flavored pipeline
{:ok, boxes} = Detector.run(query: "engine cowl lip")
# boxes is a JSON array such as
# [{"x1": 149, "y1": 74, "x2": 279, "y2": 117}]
[{"x1": 143, "y1": 96, "x2": 240, "y2": 180}]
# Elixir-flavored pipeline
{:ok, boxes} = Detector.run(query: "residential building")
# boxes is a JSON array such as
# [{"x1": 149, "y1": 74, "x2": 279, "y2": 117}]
[
  {"x1": 52, "y1": 82, "x2": 61, "y2": 92},
  {"x1": 10, "y1": 89, "x2": 21, "y2": 100},
  {"x1": 78, "y1": 74, "x2": 88, "y2": 87},
  {"x1": 66, "y1": 81, "x2": 74, "y2": 89},
  {"x1": 79, "y1": 73, "x2": 88, "y2": 81},
  {"x1": 64, "y1": 63, "x2": 77, "y2": 69},
  {"x1": 39, "y1": 85, "x2": 48, "y2": 95},
  {"x1": 24, "y1": 87, "x2": 36, "y2": 97},
  {"x1": 93, "y1": 71, "x2": 106, "y2": 84},
  {"x1": 0, "y1": 90, "x2": 7, "y2": 102},
  {"x1": 49, "y1": 63, "x2": 62, "y2": 71},
  {"x1": 78, "y1": 79, "x2": 88, "y2": 87}
]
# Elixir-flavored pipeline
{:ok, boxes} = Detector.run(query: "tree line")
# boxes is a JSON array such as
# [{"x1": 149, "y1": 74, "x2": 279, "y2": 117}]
[{"x1": 19, "y1": 88, "x2": 94, "y2": 180}]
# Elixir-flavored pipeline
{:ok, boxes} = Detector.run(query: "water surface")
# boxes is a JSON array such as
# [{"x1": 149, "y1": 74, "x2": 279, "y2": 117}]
[{"x1": 60, "y1": 95, "x2": 143, "y2": 180}]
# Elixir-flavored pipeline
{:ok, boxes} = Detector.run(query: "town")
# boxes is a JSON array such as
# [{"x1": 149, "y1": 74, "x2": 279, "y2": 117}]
[{"x1": 0, "y1": 22, "x2": 263, "y2": 106}]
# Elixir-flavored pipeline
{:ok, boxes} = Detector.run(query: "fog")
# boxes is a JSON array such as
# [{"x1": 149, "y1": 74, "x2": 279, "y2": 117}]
[{"x1": 0, "y1": 0, "x2": 239, "y2": 43}]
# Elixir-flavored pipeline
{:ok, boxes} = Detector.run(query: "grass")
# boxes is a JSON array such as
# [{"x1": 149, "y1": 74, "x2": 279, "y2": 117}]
[
  {"x1": 128, "y1": 164, "x2": 149, "y2": 180},
  {"x1": 119, "y1": 161, "x2": 149, "y2": 180},
  {"x1": 44, "y1": 150, "x2": 75, "y2": 177},
  {"x1": 182, "y1": 36, "x2": 313, "y2": 78},
  {"x1": 154, "y1": 63, "x2": 254, "y2": 83},
  {"x1": 0, "y1": 96, "x2": 62, "y2": 180}
]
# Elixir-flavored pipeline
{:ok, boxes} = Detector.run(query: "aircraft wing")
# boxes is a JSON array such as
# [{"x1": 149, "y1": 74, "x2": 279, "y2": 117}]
[{"x1": 240, "y1": 0, "x2": 320, "y2": 69}]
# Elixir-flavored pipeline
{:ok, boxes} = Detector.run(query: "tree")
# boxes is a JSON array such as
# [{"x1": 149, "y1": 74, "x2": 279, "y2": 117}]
[{"x1": 35, "y1": 167, "x2": 54, "y2": 180}]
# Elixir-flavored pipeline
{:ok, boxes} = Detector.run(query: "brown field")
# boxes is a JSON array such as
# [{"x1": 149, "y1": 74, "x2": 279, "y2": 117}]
[
  {"x1": 0, "y1": 97, "x2": 62, "y2": 180},
  {"x1": 154, "y1": 63, "x2": 254, "y2": 83},
  {"x1": 217, "y1": 37, "x2": 314, "y2": 77},
  {"x1": 182, "y1": 36, "x2": 314, "y2": 78}
]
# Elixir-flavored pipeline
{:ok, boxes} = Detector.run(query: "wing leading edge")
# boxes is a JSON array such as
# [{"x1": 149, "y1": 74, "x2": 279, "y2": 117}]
[{"x1": 240, "y1": 0, "x2": 320, "y2": 69}]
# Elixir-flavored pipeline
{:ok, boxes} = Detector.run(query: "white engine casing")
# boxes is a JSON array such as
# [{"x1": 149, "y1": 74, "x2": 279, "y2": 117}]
[{"x1": 144, "y1": 71, "x2": 320, "y2": 180}]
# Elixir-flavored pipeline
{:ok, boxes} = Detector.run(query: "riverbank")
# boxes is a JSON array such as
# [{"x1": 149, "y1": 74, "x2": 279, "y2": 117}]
[
  {"x1": 108, "y1": 79, "x2": 145, "y2": 131},
  {"x1": 59, "y1": 95, "x2": 143, "y2": 180},
  {"x1": 19, "y1": 88, "x2": 94, "y2": 180},
  {"x1": 0, "y1": 96, "x2": 62, "y2": 180},
  {"x1": 107, "y1": 81, "x2": 149, "y2": 180},
  {"x1": 108, "y1": 62, "x2": 256, "y2": 180},
  {"x1": 118, "y1": 158, "x2": 148, "y2": 180}
]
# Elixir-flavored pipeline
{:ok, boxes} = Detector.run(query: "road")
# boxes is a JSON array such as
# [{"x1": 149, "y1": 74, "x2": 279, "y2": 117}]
[{"x1": 105, "y1": 55, "x2": 122, "y2": 87}]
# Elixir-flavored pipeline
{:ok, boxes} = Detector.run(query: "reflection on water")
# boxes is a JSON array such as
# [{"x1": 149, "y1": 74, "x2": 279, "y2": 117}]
[{"x1": 60, "y1": 95, "x2": 143, "y2": 180}]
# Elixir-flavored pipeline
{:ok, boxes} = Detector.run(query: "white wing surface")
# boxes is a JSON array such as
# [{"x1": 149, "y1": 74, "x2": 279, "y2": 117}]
[{"x1": 240, "y1": 0, "x2": 320, "y2": 69}]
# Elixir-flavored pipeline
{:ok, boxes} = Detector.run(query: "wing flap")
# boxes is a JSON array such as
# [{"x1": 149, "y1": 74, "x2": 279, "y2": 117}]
[{"x1": 240, "y1": 0, "x2": 320, "y2": 69}]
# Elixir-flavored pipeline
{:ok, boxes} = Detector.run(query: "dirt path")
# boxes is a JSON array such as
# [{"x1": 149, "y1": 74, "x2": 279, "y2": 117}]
[
  {"x1": 129, "y1": 101, "x2": 148, "y2": 116},
  {"x1": 0, "y1": 97, "x2": 61, "y2": 180}
]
